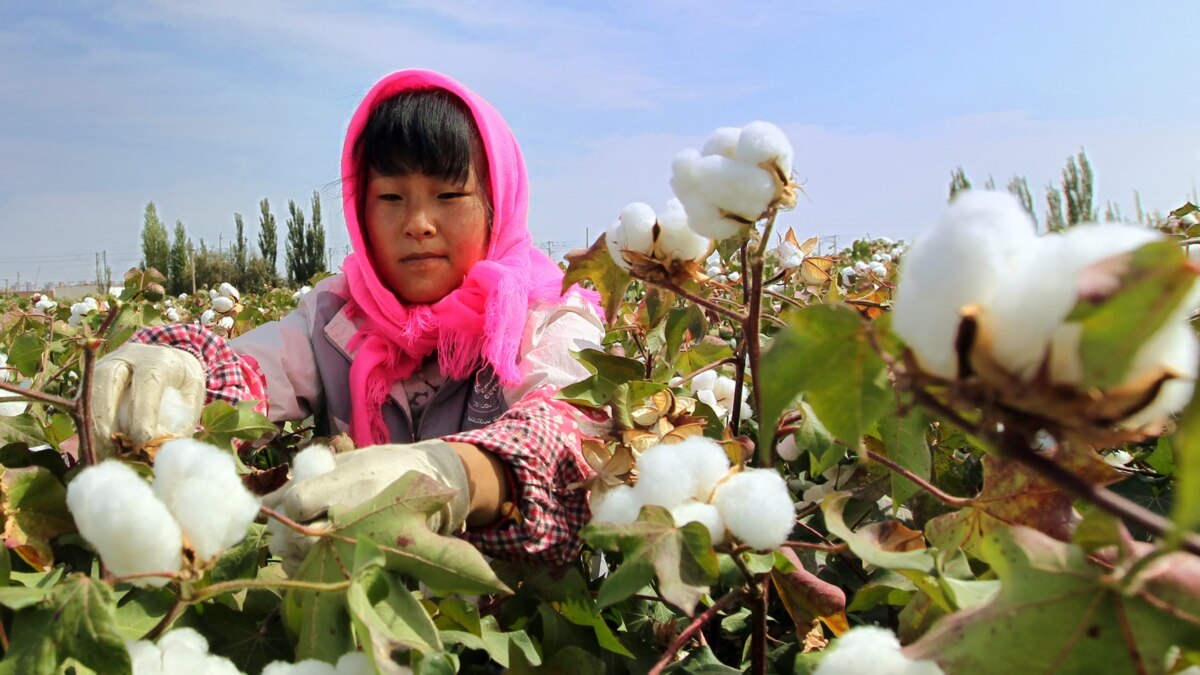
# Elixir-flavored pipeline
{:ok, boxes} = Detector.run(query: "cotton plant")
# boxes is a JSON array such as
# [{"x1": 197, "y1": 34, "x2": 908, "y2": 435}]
[
  {"x1": 68, "y1": 296, "x2": 101, "y2": 326},
  {"x1": 892, "y1": 190, "x2": 1200, "y2": 437},
  {"x1": 34, "y1": 295, "x2": 57, "y2": 311},
  {"x1": 670, "y1": 121, "x2": 797, "y2": 241},
  {"x1": 126, "y1": 628, "x2": 374, "y2": 675},
  {"x1": 0, "y1": 352, "x2": 30, "y2": 417},
  {"x1": 590, "y1": 437, "x2": 795, "y2": 550},
  {"x1": 66, "y1": 438, "x2": 260, "y2": 586},
  {"x1": 687, "y1": 370, "x2": 752, "y2": 423}
]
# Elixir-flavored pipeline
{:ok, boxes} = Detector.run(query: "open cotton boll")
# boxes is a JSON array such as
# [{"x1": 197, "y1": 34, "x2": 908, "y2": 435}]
[
  {"x1": 158, "y1": 627, "x2": 241, "y2": 675},
  {"x1": 668, "y1": 436, "x2": 732, "y2": 501},
  {"x1": 335, "y1": 652, "x2": 375, "y2": 675},
  {"x1": 713, "y1": 468, "x2": 794, "y2": 550},
  {"x1": 606, "y1": 202, "x2": 658, "y2": 270},
  {"x1": 153, "y1": 438, "x2": 261, "y2": 562},
  {"x1": 262, "y1": 660, "x2": 337, "y2": 675},
  {"x1": 702, "y1": 126, "x2": 741, "y2": 158},
  {"x1": 892, "y1": 191, "x2": 1038, "y2": 379},
  {"x1": 292, "y1": 444, "x2": 337, "y2": 483},
  {"x1": 1117, "y1": 322, "x2": 1199, "y2": 429},
  {"x1": 814, "y1": 626, "x2": 944, "y2": 675},
  {"x1": 693, "y1": 154, "x2": 777, "y2": 222},
  {"x1": 671, "y1": 500, "x2": 726, "y2": 544},
  {"x1": 218, "y1": 316, "x2": 235, "y2": 331},
  {"x1": 671, "y1": 151, "x2": 746, "y2": 241},
  {"x1": 736, "y1": 121, "x2": 793, "y2": 177},
  {"x1": 633, "y1": 443, "x2": 697, "y2": 508},
  {"x1": 654, "y1": 198, "x2": 711, "y2": 263},
  {"x1": 590, "y1": 484, "x2": 643, "y2": 525},
  {"x1": 126, "y1": 640, "x2": 163, "y2": 675},
  {"x1": 211, "y1": 296, "x2": 235, "y2": 313},
  {"x1": 66, "y1": 461, "x2": 182, "y2": 586},
  {"x1": 200, "y1": 309, "x2": 216, "y2": 326},
  {"x1": 218, "y1": 282, "x2": 240, "y2": 301}
]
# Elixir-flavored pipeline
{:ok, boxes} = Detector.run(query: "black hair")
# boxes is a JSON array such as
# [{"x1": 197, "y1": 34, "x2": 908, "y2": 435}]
[{"x1": 354, "y1": 88, "x2": 487, "y2": 188}]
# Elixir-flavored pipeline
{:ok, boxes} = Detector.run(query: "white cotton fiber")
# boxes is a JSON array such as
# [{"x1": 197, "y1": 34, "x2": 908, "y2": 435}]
[
  {"x1": 66, "y1": 461, "x2": 182, "y2": 586},
  {"x1": 814, "y1": 626, "x2": 945, "y2": 675},
  {"x1": 211, "y1": 296, "x2": 235, "y2": 313},
  {"x1": 736, "y1": 121, "x2": 793, "y2": 176},
  {"x1": 262, "y1": 660, "x2": 337, "y2": 675},
  {"x1": 153, "y1": 438, "x2": 261, "y2": 562},
  {"x1": 892, "y1": 191, "x2": 1037, "y2": 379},
  {"x1": 1119, "y1": 322, "x2": 1199, "y2": 429},
  {"x1": 632, "y1": 443, "x2": 697, "y2": 508},
  {"x1": 606, "y1": 202, "x2": 658, "y2": 270},
  {"x1": 126, "y1": 640, "x2": 163, "y2": 675},
  {"x1": 155, "y1": 386, "x2": 196, "y2": 437},
  {"x1": 590, "y1": 484, "x2": 643, "y2": 526},
  {"x1": 670, "y1": 500, "x2": 726, "y2": 544},
  {"x1": 696, "y1": 154, "x2": 777, "y2": 223},
  {"x1": 654, "y1": 198, "x2": 711, "y2": 263},
  {"x1": 217, "y1": 282, "x2": 240, "y2": 301},
  {"x1": 702, "y1": 126, "x2": 741, "y2": 158},
  {"x1": 292, "y1": 445, "x2": 337, "y2": 483},
  {"x1": 713, "y1": 468, "x2": 794, "y2": 550},
  {"x1": 668, "y1": 436, "x2": 731, "y2": 501}
]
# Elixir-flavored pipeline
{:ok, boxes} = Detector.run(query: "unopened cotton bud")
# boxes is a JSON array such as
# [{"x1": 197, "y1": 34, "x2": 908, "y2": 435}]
[
  {"x1": 66, "y1": 461, "x2": 183, "y2": 586},
  {"x1": 153, "y1": 438, "x2": 260, "y2": 562},
  {"x1": 211, "y1": 296, "x2": 235, "y2": 313},
  {"x1": 713, "y1": 468, "x2": 794, "y2": 550}
]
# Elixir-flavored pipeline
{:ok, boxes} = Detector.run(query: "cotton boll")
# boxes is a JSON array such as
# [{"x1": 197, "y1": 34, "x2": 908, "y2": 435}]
[
  {"x1": 654, "y1": 198, "x2": 711, "y2": 263},
  {"x1": 292, "y1": 445, "x2": 337, "y2": 483},
  {"x1": 157, "y1": 386, "x2": 197, "y2": 437},
  {"x1": 736, "y1": 121, "x2": 793, "y2": 177},
  {"x1": 711, "y1": 375, "x2": 752, "y2": 421},
  {"x1": 590, "y1": 484, "x2": 643, "y2": 525},
  {"x1": 1117, "y1": 323, "x2": 1199, "y2": 429},
  {"x1": 669, "y1": 436, "x2": 732, "y2": 500},
  {"x1": 211, "y1": 296, "x2": 235, "y2": 313},
  {"x1": 670, "y1": 500, "x2": 726, "y2": 544},
  {"x1": 633, "y1": 443, "x2": 697, "y2": 508},
  {"x1": 165, "y1": 307, "x2": 181, "y2": 323},
  {"x1": 201, "y1": 654, "x2": 245, "y2": 675},
  {"x1": 66, "y1": 461, "x2": 182, "y2": 586},
  {"x1": 713, "y1": 468, "x2": 794, "y2": 550},
  {"x1": 702, "y1": 126, "x2": 741, "y2": 158},
  {"x1": 606, "y1": 202, "x2": 657, "y2": 270},
  {"x1": 773, "y1": 241, "x2": 804, "y2": 269},
  {"x1": 699, "y1": 154, "x2": 777, "y2": 222},
  {"x1": 217, "y1": 282, "x2": 240, "y2": 301},
  {"x1": 126, "y1": 640, "x2": 163, "y2": 675},
  {"x1": 892, "y1": 191, "x2": 1038, "y2": 379},
  {"x1": 153, "y1": 438, "x2": 261, "y2": 562},
  {"x1": 815, "y1": 626, "x2": 945, "y2": 675},
  {"x1": 218, "y1": 316, "x2": 235, "y2": 331},
  {"x1": 200, "y1": 309, "x2": 216, "y2": 326}
]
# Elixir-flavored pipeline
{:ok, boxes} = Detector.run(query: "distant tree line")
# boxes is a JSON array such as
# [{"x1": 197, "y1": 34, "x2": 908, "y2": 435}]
[
  {"x1": 139, "y1": 192, "x2": 328, "y2": 295},
  {"x1": 947, "y1": 148, "x2": 1174, "y2": 233}
]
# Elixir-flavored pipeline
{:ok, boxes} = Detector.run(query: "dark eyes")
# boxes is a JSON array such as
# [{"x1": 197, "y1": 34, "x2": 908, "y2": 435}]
[
  {"x1": 438, "y1": 192, "x2": 468, "y2": 200},
  {"x1": 376, "y1": 191, "x2": 469, "y2": 201}
]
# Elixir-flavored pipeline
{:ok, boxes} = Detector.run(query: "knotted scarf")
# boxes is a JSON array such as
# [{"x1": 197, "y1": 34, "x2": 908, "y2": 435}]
[{"x1": 341, "y1": 70, "x2": 566, "y2": 446}]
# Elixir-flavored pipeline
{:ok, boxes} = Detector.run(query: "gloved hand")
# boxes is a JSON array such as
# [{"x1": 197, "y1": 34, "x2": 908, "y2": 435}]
[
  {"x1": 268, "y1": 440, "x2": 471, "y2": 575},
  {"x1": 91, "y1": 343, "x2": 207, "y2": 459}
]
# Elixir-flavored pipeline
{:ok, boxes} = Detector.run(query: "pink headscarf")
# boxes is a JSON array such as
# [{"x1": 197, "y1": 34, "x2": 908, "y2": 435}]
[{"x1": 341, "y1": 70, "x2": 565, "y2": 446}]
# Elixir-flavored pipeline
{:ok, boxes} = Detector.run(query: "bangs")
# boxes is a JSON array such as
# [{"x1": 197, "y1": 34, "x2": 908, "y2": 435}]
[{"x1": 355, "y1": 88, "x2": 482, "y2": 185}]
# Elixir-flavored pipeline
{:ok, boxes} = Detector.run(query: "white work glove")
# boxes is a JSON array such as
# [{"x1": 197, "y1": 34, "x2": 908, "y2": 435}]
[
  {"x1": 91, "y1": 343, "x2": 206, "y2": 459},
  {"x1": 267, "y1": 440, "x2": 471, "y2": 575}
]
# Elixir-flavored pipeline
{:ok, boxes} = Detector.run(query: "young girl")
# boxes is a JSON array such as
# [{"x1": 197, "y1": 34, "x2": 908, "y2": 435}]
[{"x1": 91, "y1": 69, "x2": 606, "y2": 571}]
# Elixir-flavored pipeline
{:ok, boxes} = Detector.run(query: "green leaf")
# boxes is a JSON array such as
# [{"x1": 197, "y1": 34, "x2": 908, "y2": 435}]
[
  {"x1": 1065, "y1": 240, "x2": 1199, "y2": 388},
  {"x1": 113, "y1": 587, "x2": 177, "y2": 641},
  {"x1": 440, "y1": 617, "x2": 543, "y2": 668},
  {"x1": 0, "y1": 442, "x2": 67, "y2": 479},
  {"x1": 758, "y1": 304, "x2": 891, "y2": 453},
  {"x1": 0, "y1": 574, "x2": 131, "y2": 675},
  {"x1": 1171, "y1": 385, "x2": 1200, "y2": 535},
  {"x1": 348, "y1": 564, "x2": 444, "y2": 668},
  {"x1": 798, "y1": 402, "x2": 843, "y2": 477},
  {"x1": 562, "y1": 234, "x2": 632, "y2": 326},
  {"x1": 207, "y1": 523, "x2": 268, "y2": 584},
  {"x1": 822, "y1": 492, "x2": 934, "y2": 573},
  {"x1": 197, "y1": 602, "x2": 293, "y2": 674},
  {"x1": 556, "y1": 350, "x2": 645, "y2": 408},
  {"x1": 8, "y1": 332, "x2": 42, "y2": 378},
  {"x1": 611, "y1": 381, "x2": 670, "y2": 429},
  {"x1": 197, "y1": 400, "x2": 277, "y2": 449},
  {"x1": 284, "y1": 538, "x2": 354, "y2": 662},
  {"x1": 876, "y1": 408, "x2": 931, "y2": 510},
  {"x1": 583, "y1": 506, "x2": 718, "y2": 615},
  {"x1": 675, "y1": 337, "x2": 733, "y2": 377},
  {"x1": 663, "y1": 304, "x2": 707, "y2": 365},
  {"x1": 329, "y1": 471, "x2": 510, "y2": 596},
  {"x1": 1146, "y1": 435, "x2": 1174, "y2": 477},
  {"x1": 907, "y1": 527, "x2": 1200, "y2": 673},
  {"x1": 1, "y1": 466, "x2": 74, "y2": 570},
  {"x1": 509, "y1": 645, "x2": 606, "y2": 675},
  {"x1": 636, "y1": 286, "x2": 675, "y2": 330}
]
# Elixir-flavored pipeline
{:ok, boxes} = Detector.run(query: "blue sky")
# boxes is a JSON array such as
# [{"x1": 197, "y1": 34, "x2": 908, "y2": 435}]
[{"x1": 2, "y1": 0, "x2": 1198, "y2": 286}]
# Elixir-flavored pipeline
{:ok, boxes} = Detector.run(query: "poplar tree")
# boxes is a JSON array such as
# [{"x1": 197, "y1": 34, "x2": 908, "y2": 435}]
[
  {"x1": 257, "y1": 198, "x2": 279, "y2": 280},
  {"x1": 308, "y1": 191, "x2": 327, "y2": 276},
  {"x1": 1045, "y1": 185, "x2": 1066, "y2": 232},
  {"x1": 233, "y1": 213, "x2": 248, "y2": 275},
  {"x1": 168, "y1": 220, "x2": 189, "y2": 295},
  {"x1": 1006, "y1": 175, "x2": 1036, "y2": 224},
  {"x1": 948, "y1": 167, "x2": 972, "y2": 201},
  {"x1": 285, "y1": 199, "x2": 308, "y2": 285},
  {"x1": 140, "y1": 201, "x2": 170, "y2": 276},
  {"x1": 1062, "y1": 149, "x2": 1096, "y2": 225}
]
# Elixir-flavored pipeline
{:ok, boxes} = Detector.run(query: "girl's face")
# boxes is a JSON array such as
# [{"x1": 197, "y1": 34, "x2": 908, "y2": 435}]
[{"x1": 363, "y1": 165, "x2": 490, "y2": 304}]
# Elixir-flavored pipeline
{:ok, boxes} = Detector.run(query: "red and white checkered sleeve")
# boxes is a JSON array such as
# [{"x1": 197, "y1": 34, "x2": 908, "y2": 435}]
[
  {"x1": 131, "y1": 324, "x2": 268, "y2": 416},
  {"x1": 445, "y1": 389, "x2": 595, "y2": 566}
]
